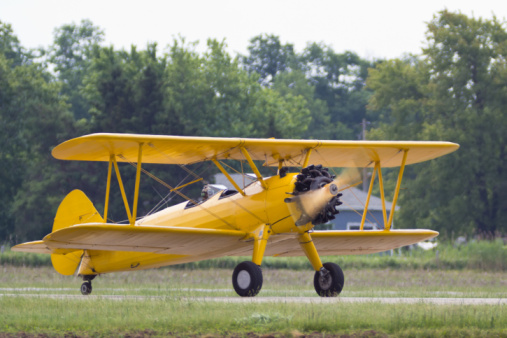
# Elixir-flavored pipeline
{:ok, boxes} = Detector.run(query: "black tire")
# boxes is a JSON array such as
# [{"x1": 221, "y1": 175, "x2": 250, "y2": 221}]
[
  {"x1": 232, "y1": 261, "x2": 263, "y2": 297},
  {"x1": 313, "y1": 262, "x2": 344, "y2": 297},
  {"x1": 80, "y1": 281, "x2": 92, "y2": 295}
]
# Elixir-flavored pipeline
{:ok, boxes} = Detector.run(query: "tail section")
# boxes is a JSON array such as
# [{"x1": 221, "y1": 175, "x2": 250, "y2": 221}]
[{"x1": 51, "y1": 190, "x2": 104, "y2": 275}]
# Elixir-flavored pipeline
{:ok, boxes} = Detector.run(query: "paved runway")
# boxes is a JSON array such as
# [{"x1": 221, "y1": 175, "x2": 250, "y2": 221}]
[{"x1": 1, "y1": 293, "x2": 505, "y2": 305}]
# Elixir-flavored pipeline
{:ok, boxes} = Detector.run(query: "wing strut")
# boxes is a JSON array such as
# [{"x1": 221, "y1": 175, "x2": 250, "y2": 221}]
[
  {"x1": 131, "y1": 143, "x2": 144, "y2": 225},
  {"x1": 386, "y1": 149, "x2": 408, "y2": 230},
  {"x1": 302, "y1": 148, "x2": 313, "y2": 168},
  {"x1": 359, "y1": 149, "x2": 409, "y2": 231},
  {"x1": 240, "y1": 147, "x2": 268, "y2": 190},
  {"x1": 359, "y1": 161, "x2": 377, "y2": 230},
  {"x1": 103, "y1": 155, "x2": 113, "y2": 223},
  {"x1": 104, "y1": 143, "x2": 144, "y2": 226},
  {"x1": 212, "y1": 159, "x2": 246, "y2": 196},
  {"x1": 112, "y1": 155, "x2": 133, "y2": 223}
]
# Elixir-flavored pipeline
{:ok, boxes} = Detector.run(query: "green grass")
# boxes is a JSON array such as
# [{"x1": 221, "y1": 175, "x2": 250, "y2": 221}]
[
  {"x1": 1, "y1": 240, "x2": 506, "y2": 336},
  {"x1": 1, "y1": 266, "x2": 506, "y2": 336},
  {"x1": 1, "y1": 296, "x2": 506, "y2": 337},
  {"x1": 2, "y1": 266, "x2": 506, "y2": 298}
]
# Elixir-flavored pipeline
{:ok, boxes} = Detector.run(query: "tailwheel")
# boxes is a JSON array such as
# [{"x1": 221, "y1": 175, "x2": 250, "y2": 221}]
[
  {"x1": 80, "y1": 275, "x2": 96, "y2": 295},
  {"x1": 314, "y1": 262, "x2": 344, "y2": 297},
  {"x1": 232, "y1": 261, "x2": 263, "y2": 297},
  {"x1": 80, "y1": 281, "x2": 92, "y2": 295}
]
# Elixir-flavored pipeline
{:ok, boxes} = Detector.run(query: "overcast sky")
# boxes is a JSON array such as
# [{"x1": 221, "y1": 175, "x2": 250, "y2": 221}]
[{"x1": 1, "y1": 0, "x2": 506, "y2": 60}]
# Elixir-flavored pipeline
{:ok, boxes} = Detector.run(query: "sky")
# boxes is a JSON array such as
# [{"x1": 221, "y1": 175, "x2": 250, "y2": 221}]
[{"x1": 1, "y1": 0, "x2": 507, "y2": 60}]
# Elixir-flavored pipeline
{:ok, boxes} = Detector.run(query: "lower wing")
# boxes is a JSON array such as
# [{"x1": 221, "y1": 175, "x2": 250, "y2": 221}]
[
  {"x1": 264, "y1": 229, "x2": 438, "y2": 256},
  {"x1": 13, "y1": 225, "x2": 436, "y2": 258},
  {"x1": 13, "y1": 223, "x2": 251, "y2": 257}
]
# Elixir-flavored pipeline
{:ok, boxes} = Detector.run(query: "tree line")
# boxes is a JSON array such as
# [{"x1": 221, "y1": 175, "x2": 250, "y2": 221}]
[{"x1": 0, "y1": 10, "x2": 505, "y2": 242}]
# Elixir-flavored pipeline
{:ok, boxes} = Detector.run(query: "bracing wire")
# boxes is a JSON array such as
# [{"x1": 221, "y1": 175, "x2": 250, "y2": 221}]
[
  {"x1": 117, "y1": 152, "x2": 236, "y2": 228},
  {"x1": 311, "y1": 148, "x2": 381, "y2": 228}
]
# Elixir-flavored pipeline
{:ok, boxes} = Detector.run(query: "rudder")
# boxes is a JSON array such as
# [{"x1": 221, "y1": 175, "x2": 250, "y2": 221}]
[{"x1": 51, "y1": 190, "x2": 104, "y2": 275}]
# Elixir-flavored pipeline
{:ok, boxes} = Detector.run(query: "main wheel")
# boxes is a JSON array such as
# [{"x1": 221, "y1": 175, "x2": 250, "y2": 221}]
[
  {"x1": 80, "y1": 281, "x2": 92, "y2": 295},
  {"x1": 232, "y1": 261, "x2": 263, "y2": 297},
  {"x1": 314, "y1": 262, "x2": 344, "y2": 297}
]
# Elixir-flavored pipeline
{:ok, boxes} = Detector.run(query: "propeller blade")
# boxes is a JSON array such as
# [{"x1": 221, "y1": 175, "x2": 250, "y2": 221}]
[
  {"x1": 286, "y1": 182, "x2": 340, "y2": 226},
  {"x1": 286, "y1": 167, "x2": 361, "y2": 226},
  {"x1": 334, "y1": 168, "x2": 361, "y2": 191}
]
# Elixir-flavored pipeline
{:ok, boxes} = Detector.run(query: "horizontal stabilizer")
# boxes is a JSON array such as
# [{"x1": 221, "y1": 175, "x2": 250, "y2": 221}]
[{"x1": 12, "y1": 240, "x2": 52, "y2": 254}]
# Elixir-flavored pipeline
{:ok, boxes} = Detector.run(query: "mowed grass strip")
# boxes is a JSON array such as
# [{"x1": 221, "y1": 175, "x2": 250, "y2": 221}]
[
  {"x1": 1, "y1": 296, "x2": 506, "y2": 337},
  {"x1": 2, "y1": 266, "x2": 506, "y2": 298},
  {"x1": 1, "y1": 266, "x2": 506, "y2": 336}
]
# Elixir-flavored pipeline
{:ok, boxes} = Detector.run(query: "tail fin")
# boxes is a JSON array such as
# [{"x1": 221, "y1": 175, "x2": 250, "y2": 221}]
[{"x1": 51, "y1": 190, "x2": 104, "y2": 275}]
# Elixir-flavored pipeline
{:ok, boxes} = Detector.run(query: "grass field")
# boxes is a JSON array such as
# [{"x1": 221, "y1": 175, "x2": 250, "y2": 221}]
[{"x1": 1, "y1": 266, "x2": 506, "y2": 337}]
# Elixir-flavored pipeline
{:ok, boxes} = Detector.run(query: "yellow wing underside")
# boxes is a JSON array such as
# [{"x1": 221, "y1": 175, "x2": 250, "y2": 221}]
[
  {"x1": 13, "y1": 224, "x2": 438, "y2": 257},
  {"x1": 52, "y1": 133, "x2": 459, "y2": 168}
]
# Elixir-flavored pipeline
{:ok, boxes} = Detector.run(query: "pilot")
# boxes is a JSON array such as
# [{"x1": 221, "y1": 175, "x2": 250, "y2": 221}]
[{"x1": 201, "y1": 185, "x2": 213, "y2": 201}]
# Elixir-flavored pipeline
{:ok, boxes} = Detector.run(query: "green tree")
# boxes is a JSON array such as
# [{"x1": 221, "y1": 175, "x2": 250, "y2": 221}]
[
  {"x1": 50, "y1": 20, "x2": 104, "y2": 120},
  {"x1": 0, "y1": 21, "x2": 74, "y2": 241},
  {"x1": 366, "y1": 10, "x2": 507, "y2": 236},
  {"x1": 84, "y1": 46, "x2": 144, "y2": 133},
  {"x1": 272, "y1": 70, "x2": 330, "y2": 138},
  {"x1": 0, "y1": 20, "x2": 31, "y2": 66},
  {"x1": 242, "y1": 35, "x2": 375, "y2": 140},
  {"x1": 0, "y1": 56, "x2": 74, "y2": 241},
  {"x1": 366, "y1": 57, "x2": 428, "y2": 140},
  {"x1": 242, "y1": 34, "x2": 297, "y2": 86},
  {"x1": 249, "y1": 88, "x2": 311, "y2": 139},
  {"x1": 300, "y1": 43, "x2": 373, "y2": 139}
]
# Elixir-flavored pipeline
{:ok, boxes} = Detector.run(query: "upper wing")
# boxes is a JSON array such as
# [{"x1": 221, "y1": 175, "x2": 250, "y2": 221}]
[
  {"x1": 52, "y1": 133, "x2": 459, "y2": 168},
  {"x1": 35, "y1": 223, "x2": 251, "y2": 256}
]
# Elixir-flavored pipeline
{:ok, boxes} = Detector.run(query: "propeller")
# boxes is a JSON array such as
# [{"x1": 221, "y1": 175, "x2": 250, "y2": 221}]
[{"x1": 285, "y1": 166, "x2": 360, "y2": 227}]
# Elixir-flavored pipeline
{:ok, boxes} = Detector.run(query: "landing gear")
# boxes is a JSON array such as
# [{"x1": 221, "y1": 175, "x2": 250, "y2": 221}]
[
  {"x1": 314, "y1": 262, "x2": 344, "y2": 297},
  {"x1": 80, "y1": 275, "x2": 96, "y2": 295},
  {"x1": 232, "y1": 261, "x2": 263, "y2": 297}
]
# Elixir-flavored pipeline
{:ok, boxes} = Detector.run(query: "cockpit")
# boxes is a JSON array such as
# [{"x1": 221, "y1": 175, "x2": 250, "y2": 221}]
[{"x1": 184, "y1": 184, "x2": 238, "y2": 209}]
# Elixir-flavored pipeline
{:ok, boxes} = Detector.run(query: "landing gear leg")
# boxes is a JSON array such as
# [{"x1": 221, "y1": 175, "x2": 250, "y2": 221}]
[
  {"x1": 298, "y1": 231, "x2": 345, "y2": 297},
  {"x1": 80, "y1": 275, "x2": 96, "y2": 295},
  {"x1": 231, "y1": 225, "x2": 270, "y2": 297}
]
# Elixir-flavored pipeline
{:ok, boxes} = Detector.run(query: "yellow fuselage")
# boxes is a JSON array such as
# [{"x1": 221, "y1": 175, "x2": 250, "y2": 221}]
[{"x1": 79, "y1": 174, "x2": 301, "y2": 275}]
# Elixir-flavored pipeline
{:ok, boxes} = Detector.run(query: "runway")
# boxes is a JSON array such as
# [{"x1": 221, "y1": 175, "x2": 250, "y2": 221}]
[{"x1": 0, "y1": 292, "x2": 505, "y2": 305}]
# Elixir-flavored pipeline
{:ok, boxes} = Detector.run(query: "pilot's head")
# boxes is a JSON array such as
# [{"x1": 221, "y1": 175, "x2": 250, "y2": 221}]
[{"x1": 201, "y1": 185, "x2": 213, "y2": 200}]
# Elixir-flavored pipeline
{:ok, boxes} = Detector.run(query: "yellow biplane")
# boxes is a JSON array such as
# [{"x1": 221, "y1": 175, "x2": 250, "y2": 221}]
[{"x1": 13, "y1": 133, "x2": 458, "y2": 297}]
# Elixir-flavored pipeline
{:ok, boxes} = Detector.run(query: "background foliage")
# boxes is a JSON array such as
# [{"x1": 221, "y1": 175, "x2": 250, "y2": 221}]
[{"x1": 0, "y1": 10, "x2": 505, "y2": 242}]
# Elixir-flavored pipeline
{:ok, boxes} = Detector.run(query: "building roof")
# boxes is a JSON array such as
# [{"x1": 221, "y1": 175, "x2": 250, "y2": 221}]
[{"x1": 337, "y1": 187, "x2": 399, "y2": 212}]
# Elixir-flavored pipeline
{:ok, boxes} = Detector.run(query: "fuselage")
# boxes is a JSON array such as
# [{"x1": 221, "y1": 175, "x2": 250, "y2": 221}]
[
  {"x1": 139, "y1": 173, "x2": 299, "y2": 234},
  {"x1": 79, "y1": 173, "x2": 301, "y2": 275}
]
